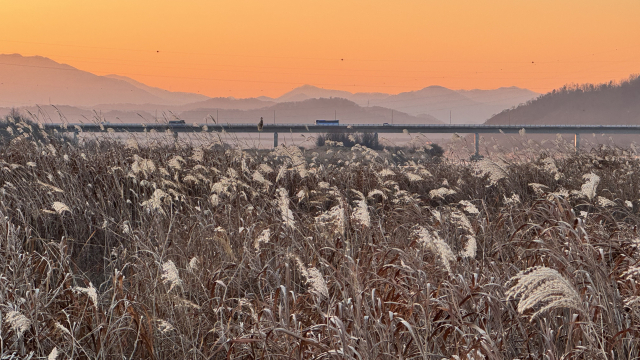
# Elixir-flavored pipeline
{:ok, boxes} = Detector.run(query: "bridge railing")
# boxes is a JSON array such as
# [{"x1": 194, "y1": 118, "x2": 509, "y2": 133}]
[{"x1": 3, "y1": 122, "x2": 636, "y2": 154}]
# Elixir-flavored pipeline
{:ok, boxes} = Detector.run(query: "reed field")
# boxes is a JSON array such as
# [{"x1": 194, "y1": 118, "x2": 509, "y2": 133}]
[{"x1": 3, "y1": 117, "x2": 640, "y2": 359}]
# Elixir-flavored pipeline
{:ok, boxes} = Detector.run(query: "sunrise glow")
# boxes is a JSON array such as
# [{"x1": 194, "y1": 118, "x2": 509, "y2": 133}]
[{"x1": 1, "y1": 0, "x2": 639, "y2": 97}]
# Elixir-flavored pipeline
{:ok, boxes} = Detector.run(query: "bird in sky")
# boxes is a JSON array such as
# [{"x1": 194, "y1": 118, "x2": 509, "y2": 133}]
[{"x1": 258, "y1": 117, "x2": 264, "y2": 131}]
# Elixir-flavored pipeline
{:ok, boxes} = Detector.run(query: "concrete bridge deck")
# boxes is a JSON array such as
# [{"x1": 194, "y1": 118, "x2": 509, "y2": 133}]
[{"x1": 6, "y1": 122, "x2": 636, "y2": 154}]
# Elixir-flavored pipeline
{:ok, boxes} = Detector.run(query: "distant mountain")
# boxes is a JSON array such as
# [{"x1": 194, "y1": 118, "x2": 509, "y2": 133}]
[
  {"x1": 457, "y1": 86, "x2": 539, "y2": 106},
  {"x1": 0, "y1": 53, "x2": 538, "y2": 125},
  {"x1": 348, "y1": 91, "x2": 394, "y2": 105},
  {"x1": 180, "y1": 97, "x2": 276, "y2": 112},
  {"x1": 0, "y1": 54, "x2": 203, "y2": 107},
  {"x1": 256, "y1": 96, "x2": 276, "y2": 101},
  {"x1": 0, "y1": 54, "x2": 162, "y2": 106},
  {"x1": 271, "y1": 84, "x2": 539, "y2": 124},
  {"x1": 178, "y1": 97, "x2": 442, "y2": 125},
  {"x1": 272, "y1": 85, "x2": 389, "y2": 105},
  {"x1": 276, "y1": 85, "x2": 354, "y2": 102},
  {"x1": 485, "y1": 76, "x2": 640, "y2": 126},
  {"x1": 0, "y1": 104, "x2": 157, "y2": 124},
  {"x1": 2, "y1": 98, "x2": 441, "y2": 126},
  {"x1": 104, "y1": 74, "x2": 209, "y2": 105},
  {"x1": 369, "y1": 86, "x2": 480, "y2": 122}
]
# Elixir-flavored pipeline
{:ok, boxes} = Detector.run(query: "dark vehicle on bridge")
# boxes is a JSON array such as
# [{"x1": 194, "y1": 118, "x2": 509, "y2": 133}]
[
  {"x1": 168, "y1": 120, "x2": 186, "y2": 125},
  {"x1": 316, "y1": 120, "x2": 340, "y2": 126}
]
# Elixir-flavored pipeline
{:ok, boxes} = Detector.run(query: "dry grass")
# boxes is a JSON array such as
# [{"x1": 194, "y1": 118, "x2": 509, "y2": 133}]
[{"x1": 2, "y1": 120, "x2": 640, "y2": 359}]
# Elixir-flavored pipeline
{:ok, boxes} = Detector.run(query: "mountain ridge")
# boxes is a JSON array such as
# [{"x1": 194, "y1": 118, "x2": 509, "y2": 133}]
[
  {"x1": 104, "y1": 74, "x2": 209, "y2": 105},
  {"x1": 0, "y1": 54, "x2": 209, "y2": 107},
  {"x1": 1, "y1": 53, "x2": 539, "y2": 124},
  {"x1": 271, "y1": 84, "x2": 539, "y2": 124},
  {"x1": 486, "y1": 76, "x2": 640, "y2": 126}
]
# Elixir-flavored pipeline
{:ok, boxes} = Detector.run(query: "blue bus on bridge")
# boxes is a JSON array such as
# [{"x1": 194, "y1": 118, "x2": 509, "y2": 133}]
[{"x1": 316, "y1": 120, "x2": 340, "y2": 126}]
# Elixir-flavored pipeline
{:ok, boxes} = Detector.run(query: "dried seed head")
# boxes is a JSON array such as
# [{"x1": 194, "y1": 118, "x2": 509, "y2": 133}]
[
  {"x1": 414, "y1": 226, "x2": 455, "y2": 273},
  {"x1": 293, "y1": 256, "x2": 329, "y2": 298},
  {"x1": 254, "y1": 229, "x2": 271, "y2": 250},
  {"x1": 161, "y1": 260, "x2": 182, "y2": 292},
  {"x1": 458, "y1": 200, "x2": 479, "y2": 214},
  {"x1": 52, "y1": 201, "x2": 71, "y2": 215},
  {"x1": 5, "y1": 311, "x2": 31, "y2": 338},
  {"x1": 475, "y1": 159, "x2": 508, "y2": 184},
  {"x1": 48, "y1": 347, "x2": 59, "y2": 360},
  {"x1": 351, "y1": 200, "x2": 371, "y2": 228},
  {"x1": 141, "y1": 189, "x2": 170, "y2": 214},
  {"x1": 429, "y1": 187, "x2": 456, "y2": 199},
  {"x1": 156, "y1": 319, "x2": 175, "y2": 334},
  {"x1": 315, "y1": 204, "x2": 345, "y2": 237},
  {"x1": 406, "y1": 172, "x2": 423, "y2": 182},
  {"x1": 503, "y1": 193, "x2": 520, "y2": 205},
  {"x1": 73, "y1": 282, "x2": 98, "y2": 306},
  {"x1": 506, "y1": 266, "x2": 582, "y2": 320},
  {"x1": 461, "y1": 235, "x2": 477, "y2": 259},
  {"x1": 126, "y1": 138, "x2": 139, "y2": 150},
  {"x1": 580, "y1": 173, "x2": 600, "y2": 200},
  {"x1": 188, "y1": 257, "x2": 199, "y2": 272},
  {"x1": 379, "y1": 168, "x2": 395, "y2": 177},
  {"x1": 451, "y1": 211, "x2": 475, "y2": 235},
  {"x1": 168, "y1": 156, "x2": 185, "y2": 170},
  {"x1": 277, "y1": 188, "x2": 295, "y2": 229},
  {"x1": 597, "y1": 196, "x2": 615, "y2": 207}
]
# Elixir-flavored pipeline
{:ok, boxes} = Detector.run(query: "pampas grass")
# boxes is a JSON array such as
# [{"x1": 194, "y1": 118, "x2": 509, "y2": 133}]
[
  {"x1": 2, "y1": 126, "x2": 640, "y2": 358},
  {"x1": 161, "y1": 260, "x2": 182, "y2": 292},
  {"x1": 506, "y1": 266, "x2": 583, "y2": 320},
  {"x1": 277, "y1": 187, "x2": 296, "y2": 228},
  {"x1": 414, "y1": 226, "x2": 455, "y2": 272},
  {"x1": 580, "y1": 172, "x2": 600, "y2": 200},
  {"x1": 5, "y1": 311, "x2": 31, "y2": 338},
  {"x1": 51, "y1": 201, "x2": 70, "y2": 214}
]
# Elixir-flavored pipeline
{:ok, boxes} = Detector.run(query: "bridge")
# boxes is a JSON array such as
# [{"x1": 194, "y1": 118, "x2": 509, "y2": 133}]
[{"x1": 11, "y1": 123, "x2": 640, "y2": 156}]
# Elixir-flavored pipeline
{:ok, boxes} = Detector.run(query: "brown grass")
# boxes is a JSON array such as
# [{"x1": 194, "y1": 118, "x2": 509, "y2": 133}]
[{"x1": 2, "y1": 122, "x2": 640, "y2": 359}]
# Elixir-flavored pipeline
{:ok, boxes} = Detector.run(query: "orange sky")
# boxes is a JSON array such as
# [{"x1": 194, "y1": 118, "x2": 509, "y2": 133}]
[{"x1": 1, "y1": 0, "x2": 639, "y2": 98}]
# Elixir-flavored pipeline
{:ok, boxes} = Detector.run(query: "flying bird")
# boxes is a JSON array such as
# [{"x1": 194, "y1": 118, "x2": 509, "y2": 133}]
[{"x1": 258, "y1": 117, "x2": 264, "y2": 131}]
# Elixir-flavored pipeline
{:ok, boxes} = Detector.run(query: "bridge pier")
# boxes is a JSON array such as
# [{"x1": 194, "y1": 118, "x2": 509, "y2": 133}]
[
  {"x1": 574, "y1": 133, "x2": 580, "y2": 151},
  {"x1": 274, "y1": 132, "x2": 278, "y2": 147},
  {"x1": 474, "y1": 133, "x2": 480, "y2": 157}
]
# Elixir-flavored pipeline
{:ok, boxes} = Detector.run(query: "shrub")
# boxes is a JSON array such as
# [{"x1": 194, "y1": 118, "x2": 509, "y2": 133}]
[{"x1": 316, "y1": 132, "x2": 381, "y2": 149}]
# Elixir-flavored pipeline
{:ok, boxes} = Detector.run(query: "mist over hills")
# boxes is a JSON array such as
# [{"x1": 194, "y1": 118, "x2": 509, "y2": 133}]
[
  {"x1": 181, "y1": 97, "x2": 276, "y2": 112},
  {"x1": 2, "y1": 98, "x2": 440, "y2": 126},
  {"x1": 486, "y1": 76, "x2": 640, "y2": 126},
  {"x1": 104, "y1": 74, "x2": 209, "y2": 105},
  {"x1": 1, "y1": 53, "x2": 539, "y2": 125},
  {"x1": 179, "y1": 98, "x2": 441, "y2": 125},
  {"x1": 267, "y1": 84, "x2": 539, "y2": 124},
  {"x1": 0, "y1": 54, "x2": 168, "y2": 106}
]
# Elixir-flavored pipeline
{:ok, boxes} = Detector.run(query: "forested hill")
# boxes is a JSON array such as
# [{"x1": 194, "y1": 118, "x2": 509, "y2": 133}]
[{"x1": 486, "y1": 76, "x2": 640, "y2": 126}]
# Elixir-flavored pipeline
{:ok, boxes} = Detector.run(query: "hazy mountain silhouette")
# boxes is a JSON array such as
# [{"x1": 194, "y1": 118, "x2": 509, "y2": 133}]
[
  {"x1": 458, "y1": 86, "x2": 539, "y2": 106},
  {"x1": 271, "y1": 84, "x2": 538, "y2": 124},
  {"x1": 0, "y1": 104, "x2": 157, "y2": 124},
  {"x1": 104, "y1": 74, "x2": 209, "y2": 105},
  {"x1": 276, "y1": 85, "x2": 354, "y2": 102},
  {"x1": 486, "y1": 76, "x2": 640, "y2": 126},
  {"x1": 0, "y1": 54, "x2": 206, "y2": 107},
  {"x1": 1, "y1": 97, "x2": 440, "y2": 126},
  {"x1": 1, "y1": 53, "x2": 537, "y2": 125},
  {"x1": 89, "y1": 97, "x2": 276, "y2": 116},
  {"x1": 370, "y1": 86, "x2": 480, "y2": 122},
  {"x1": 180, "y1": 97, "x2": 276, "y2": 111},
  {"x1": 179, "y1": 97, "x2": 442, "y2": 125}
]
